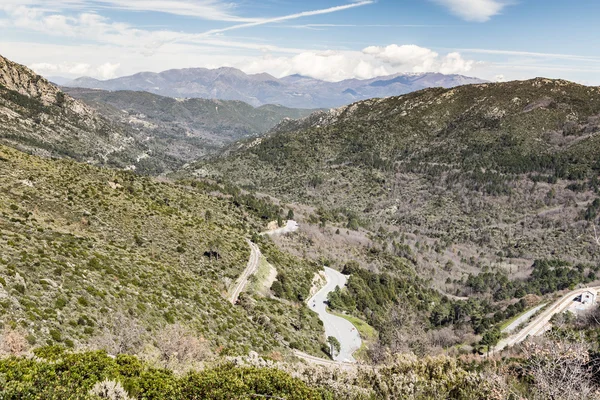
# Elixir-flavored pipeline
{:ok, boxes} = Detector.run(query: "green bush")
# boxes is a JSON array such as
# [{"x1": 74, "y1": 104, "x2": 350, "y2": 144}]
[
  {"x1": 49, "y1": 329, "x2": 62, "y2": 342},
  {"x1": 0, "y1": 350, "x2": 329, "y2": 400},
  {"x1": 55, "y1": 297, "x2": 67, "y2": 309}
]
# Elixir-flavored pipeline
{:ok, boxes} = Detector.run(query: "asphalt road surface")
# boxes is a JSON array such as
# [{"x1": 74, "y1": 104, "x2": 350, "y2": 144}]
[
  {"x1": 501, "y1": 303, "x2": 546, "y2": 334},
  {"x1": 307, "y1": 267, "x2": 362, "y2": 363}
]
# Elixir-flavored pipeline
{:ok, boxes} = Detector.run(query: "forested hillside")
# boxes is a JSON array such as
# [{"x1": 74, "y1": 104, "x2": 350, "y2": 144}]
[
  {"x1": 192, "y1": 78, "x2": 600, "y2": 357},
  {"x1": 199, "y1": 78, "x2": 600, "y2": 271},
  {"x1": 65, "y1": 87, "x2": 316, "y2": 164}
]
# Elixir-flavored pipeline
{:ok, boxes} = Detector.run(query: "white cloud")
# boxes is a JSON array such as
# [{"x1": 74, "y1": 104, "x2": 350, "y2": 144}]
[
  {"x1": 439, "y1": 52, "x2": 475, "y2": 74},
  {"x1": 431, "y1": 0, "x2": 510, "y2": 22},
  {"x1": 12, "y1": 39, "x2": 600, "y2": 85},
  {"x1": 0, "y1": 3, "x2": 374, "y2": 57},
  {"x1": 242, "y1": 45, "x2": 476, "y2": 82},
  {"x1": 95, "y1": 0, "x2": 257, "y2": 22},
  {"x1": 30, "y1": 61, "x2": 121, "y2": 79},
  {"x1": 363, "y1": 44, "x2": 439, "y2": 69},
  {"x1": 96, "y1": 62, "x2": 121, "y2": 79},
  {"x1": 198, "y1": 1, "x2": 374, "y2": 36},
  {"x1": 0, "y1": 0, "x2": 374, "y2": 27},
  {"x1": 8, "y1": 39, "x2": 477, "y2": 82},
  {"x1": 456, "y1": 48, "x2": 600, "y2": 62}
]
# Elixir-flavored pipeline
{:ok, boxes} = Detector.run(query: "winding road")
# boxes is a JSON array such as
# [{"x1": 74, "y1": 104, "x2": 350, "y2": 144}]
[
  {"x1": 307, "y1": 267, "x2": 362, "y2": 363},
  {"x1": 229, "y1": 239, "x2": 260, "y2": 304},
  {"x1": 231, "y1": 240, "x2": 361, "y2": 365},
  {"x1": 293, "y1": 350, "x2": 357, "y2": 370}
]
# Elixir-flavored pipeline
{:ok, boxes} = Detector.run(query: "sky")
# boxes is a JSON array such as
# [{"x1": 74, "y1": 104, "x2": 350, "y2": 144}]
[{"x1": 1, "y1": 0, "x2": 600, "y2": 84}]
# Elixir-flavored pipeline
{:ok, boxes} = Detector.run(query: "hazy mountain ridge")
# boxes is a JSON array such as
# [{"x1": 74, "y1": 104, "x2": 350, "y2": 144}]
[
  {"x1": 64, "y1": 87, "x2": 316, "y2": 164},
  {"x1": 63, "y1": 67, "x2": 486, "y2": 108},
  {"x1": 0, "y1": 54, "x2": 316, "y2": 174}
]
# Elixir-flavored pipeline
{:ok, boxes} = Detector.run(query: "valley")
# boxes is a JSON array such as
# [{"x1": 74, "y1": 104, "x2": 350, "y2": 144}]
[
  {"x1": 64, "y1": 87, "x2": 316, "y2": 166},
  {"x1": 2, "y1": 50, "x2": 600, "y2": 399}
]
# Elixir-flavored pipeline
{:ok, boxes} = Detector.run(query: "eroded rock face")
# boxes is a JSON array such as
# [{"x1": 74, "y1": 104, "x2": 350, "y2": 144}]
[
  {"x1": 0, "y1": 55, "x2": 60, "y2": 107},
  {"x1": 0, "y1": 55, "x2": 98, "y2": 119},
  {"x1": 0, "y1": 53, "x2": 142, "y2": 169}
]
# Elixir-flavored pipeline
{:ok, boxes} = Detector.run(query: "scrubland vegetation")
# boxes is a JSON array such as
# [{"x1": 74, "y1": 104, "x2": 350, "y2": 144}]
[
  {"x1": 4, "y1": 56, "x2": 600, "y2": 398},
  {"x1": 0, "y1": 144, "x2": 326, "y2": 358}
]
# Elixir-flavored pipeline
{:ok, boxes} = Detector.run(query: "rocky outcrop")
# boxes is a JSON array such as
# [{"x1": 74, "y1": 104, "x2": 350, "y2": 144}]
[
  {"x1": 0, "y1": 55, "x2": 62, "y2": 107},
  {"x1": 0, "y1": 53, "x2": 143, "y2": 170},
  {"x1": 0, "y1": 55, "x2": 99, "y2": 119}
]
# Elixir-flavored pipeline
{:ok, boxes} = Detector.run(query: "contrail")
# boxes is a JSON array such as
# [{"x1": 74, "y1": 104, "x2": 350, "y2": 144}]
[
  {"x1": 146, "y1": 1, "x2": 375, "y2": 53},
  {"x1": 198, "y1": 1, "x2": 375, "y2": 37}
]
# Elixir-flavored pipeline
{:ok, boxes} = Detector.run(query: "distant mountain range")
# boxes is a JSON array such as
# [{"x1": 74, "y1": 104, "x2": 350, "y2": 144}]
[
  {"x1": 0, "y1": 53, "x2": 314, "y2": 174},
  {"x1": 62, "y1": 68, "x2": 487, "y2": 108}
]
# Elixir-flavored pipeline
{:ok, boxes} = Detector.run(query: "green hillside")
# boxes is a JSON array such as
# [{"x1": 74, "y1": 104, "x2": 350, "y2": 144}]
[
  {"x1": 205, "y1": 78, "x2": 600, "y2": 196},
  {"x1": 0, "y1": 144, "x2": 324, "y2": 356},
  {"x1": 197, "y1": 78, "x2": 600, "y2": 269},
  {"x1": 185, "y1": 79, "x2": 600, "y2": 356}
]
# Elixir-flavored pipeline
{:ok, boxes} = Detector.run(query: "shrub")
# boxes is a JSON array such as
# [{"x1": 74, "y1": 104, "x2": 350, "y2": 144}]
[
  {"x1": 55, "y1": 297, "x2": 67, "y2": 309},
  {"x1": 90, "y1": 379, "x2": 132, "y2": 400},
  {"x1": 0, "y1": 351, "x2": 329, "y2": 400},
  {"x1": 49, "y1": 328, "x2": 62, "y2": 342}
]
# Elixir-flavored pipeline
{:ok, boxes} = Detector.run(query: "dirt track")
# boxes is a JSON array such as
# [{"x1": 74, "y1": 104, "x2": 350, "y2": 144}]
[{"x1": 229, "y1": 239, "x2": 260, "y2": 304}]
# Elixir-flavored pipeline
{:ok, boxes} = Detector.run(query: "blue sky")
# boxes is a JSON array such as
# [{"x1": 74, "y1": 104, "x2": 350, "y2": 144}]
[{"x1": 1, "y1": 0, "x2": 599, "y2": 84}]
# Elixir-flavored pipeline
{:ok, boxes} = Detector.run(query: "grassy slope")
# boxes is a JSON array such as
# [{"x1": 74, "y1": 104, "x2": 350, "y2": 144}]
[
  {"x1": 0, "y1": 144, "x2": 324, "y2": 356},
  {"x1": 247, "y1": 255, "x2": 276, "y2": 297}
]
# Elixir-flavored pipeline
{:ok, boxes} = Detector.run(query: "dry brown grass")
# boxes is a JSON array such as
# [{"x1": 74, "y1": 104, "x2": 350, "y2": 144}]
[{"x1": 0, "y1": 326, "x2": 29, "y2": 356}]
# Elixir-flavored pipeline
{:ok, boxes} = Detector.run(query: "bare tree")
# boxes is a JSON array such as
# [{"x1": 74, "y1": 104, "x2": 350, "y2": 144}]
[
  {"x1": 92, "y1": 312, "x2": 145, "y2": 355},
  {"x1": 89, "y1": 380, "x2": 132, "y2": 400},
  {"x1": 521, "y1": 333, "x2": 600, "y2": 400},
  {"x1": 374, "y1": 303, "x2": 431, "y2": 360},
  {"x1": 155, "y1": 324, "x2": 211, "y2": 368},
  {"x1": 593, "y1": 224, "x2": 600, "y2": 246}
]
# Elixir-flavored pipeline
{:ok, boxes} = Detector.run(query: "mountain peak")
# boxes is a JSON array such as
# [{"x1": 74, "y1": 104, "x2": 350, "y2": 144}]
[{"x1": 0, "y1": 54, "x2": 64, "y2": 107}]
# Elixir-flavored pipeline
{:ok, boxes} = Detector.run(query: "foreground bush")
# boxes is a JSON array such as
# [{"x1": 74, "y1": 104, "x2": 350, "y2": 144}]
[{"x1": 0, "y1": 347, "x2": 329, "y2": 399}]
